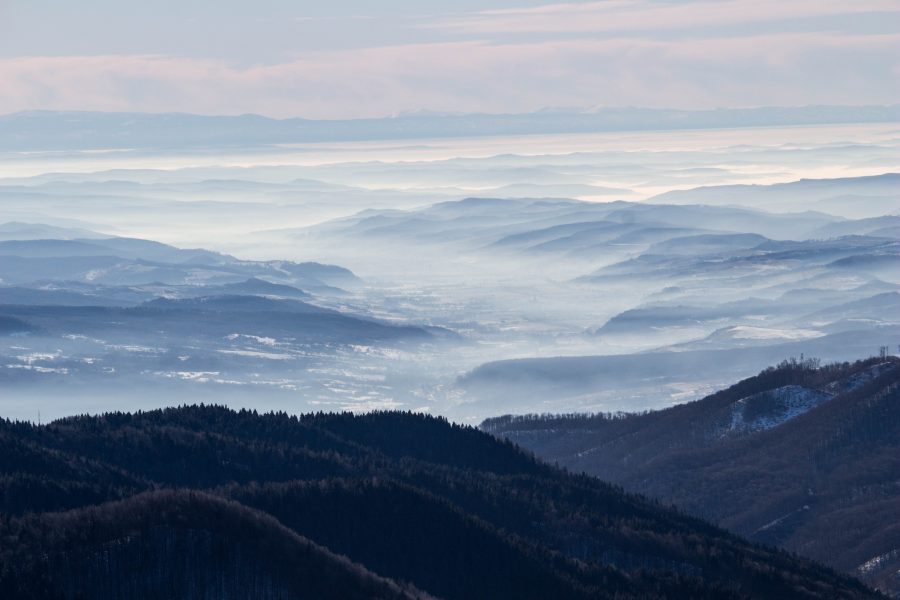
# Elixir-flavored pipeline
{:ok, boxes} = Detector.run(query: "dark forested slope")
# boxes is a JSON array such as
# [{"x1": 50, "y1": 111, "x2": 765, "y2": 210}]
[
  {"x1": 483, "y1": 356, "x2": 900, "y2": 596},
  {"x1": 1, "y1": 490, "x2": 428, "y2": 600},
  {"x1": 0, "y1": 406, "x2": 879, "y2": 599}
]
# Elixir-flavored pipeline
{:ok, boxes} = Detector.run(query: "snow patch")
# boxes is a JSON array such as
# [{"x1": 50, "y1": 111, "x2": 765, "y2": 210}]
[
  {"x1": 15, "y1": 351, "x2": 62, "y2": 364},
  {"x1": 225, "y1": 333, "x2": 279, "y2": 347},
  {"x1": 726, "y1": 385, "x2": 832, "y2": 435},
  {"x1": 858, "y1": 548, "x2": 899, "y2": 575},
  {"x1": 7, "y1": 364, "x2": 69, "y2": 374},
  {"x1": 217, "y1": 349, "x2": 294, "y2": 360},
  {"x1": 824, "y1": 361, "x2": 897, "y2": 395}
]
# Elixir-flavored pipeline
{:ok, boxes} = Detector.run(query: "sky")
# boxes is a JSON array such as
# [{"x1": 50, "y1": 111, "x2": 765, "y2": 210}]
[{"x1": 0, "y1": 0, "x2": 898, "y2": 119}]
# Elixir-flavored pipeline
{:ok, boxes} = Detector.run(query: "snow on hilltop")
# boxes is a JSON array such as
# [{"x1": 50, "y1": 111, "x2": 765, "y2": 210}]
[
  {"x1": 724, "y1": 361, "x2": 897, "y2": 436},
  {"x1": 726, "y1": 385, "x2": 832, "y2": 435}
]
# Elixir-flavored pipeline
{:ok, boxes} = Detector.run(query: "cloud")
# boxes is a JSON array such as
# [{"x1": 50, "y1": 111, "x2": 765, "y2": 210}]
[{"x1": 0, "y1": 31, "x2": 897, "y2": 118}]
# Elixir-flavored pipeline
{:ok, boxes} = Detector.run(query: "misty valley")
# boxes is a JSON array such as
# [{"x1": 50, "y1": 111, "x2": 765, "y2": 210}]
[
  {"x1": 5, "y1": 1, "x2": 900, "y2": 597},
  {"x1": 2, "y1": 111, "x2": 900, "y2": 599},
  {"x1": 1, "y1": 125, "x2": 898, "y2": 423}
]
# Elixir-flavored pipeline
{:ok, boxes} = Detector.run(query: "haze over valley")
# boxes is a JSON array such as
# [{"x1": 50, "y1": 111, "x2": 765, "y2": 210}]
[
  {"x1": 2, "y1": 115, "x2": 898, "y2": 423},
  {"x1": 3, "y1": 1, "x2": 900, "y2": 596}
]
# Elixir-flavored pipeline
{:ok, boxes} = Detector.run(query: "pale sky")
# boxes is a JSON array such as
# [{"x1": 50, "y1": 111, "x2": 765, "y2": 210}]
[{"x1": 1, "y1": 0, "x2": 898, "y2": 118}]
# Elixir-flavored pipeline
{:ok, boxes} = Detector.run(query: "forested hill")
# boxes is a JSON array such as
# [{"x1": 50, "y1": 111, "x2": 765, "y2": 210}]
[
  {"x1": 0, "y1": 408, "x2": 877, "y2": 599},
  {"x1": 1, "y1": 490, "x2": 429, "y2": 600},
  {"x1": 483, "y1": 356, "x2": 900, "y2": 596}
]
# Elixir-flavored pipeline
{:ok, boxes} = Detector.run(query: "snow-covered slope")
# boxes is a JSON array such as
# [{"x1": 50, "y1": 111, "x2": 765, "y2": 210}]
[{"x1": 725, "y1": 385, "x2": 832, "y2": 435}]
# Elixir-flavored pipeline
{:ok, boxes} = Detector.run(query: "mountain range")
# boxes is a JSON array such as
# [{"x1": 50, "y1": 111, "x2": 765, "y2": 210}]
[
  {"x1": 4, "y1": 105, "x2": 899, "y2": 151},
  {"x1": 3, "y1": 172, "x2": 900, "y2": 420}
]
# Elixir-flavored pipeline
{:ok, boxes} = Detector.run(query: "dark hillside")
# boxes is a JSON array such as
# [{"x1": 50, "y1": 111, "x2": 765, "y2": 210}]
[
  {"x1": 0, "y1": 406, "x2": 879, "y2": 599},
  {"x1": 484, "y1": 356, "x2": 900, "y2": 596},
  {"x1": 0, "y1": 490, "x2": 428, "y2": 600}
]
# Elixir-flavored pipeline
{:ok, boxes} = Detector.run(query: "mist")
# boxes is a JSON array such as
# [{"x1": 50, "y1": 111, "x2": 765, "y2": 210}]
[{"x1": 0, "y1": 115, "x2": 896, "y2": 424}]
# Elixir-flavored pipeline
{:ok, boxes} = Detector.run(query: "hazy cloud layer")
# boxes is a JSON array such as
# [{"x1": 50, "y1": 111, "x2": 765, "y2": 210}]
[{"x1": 1, "y1": 0, "x2": 898, "y2": 117}]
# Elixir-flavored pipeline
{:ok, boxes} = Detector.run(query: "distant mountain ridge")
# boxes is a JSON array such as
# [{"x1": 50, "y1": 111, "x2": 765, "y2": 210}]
[
  {"x1": 0, "y1": 226, "x2": 360, "y2": 292},
  {"x1": 3, "y1": 105, "x2": 899, "y2": 151},
  {"x1": 650, "y1": 173, "x2": 900, "y2": 219}
]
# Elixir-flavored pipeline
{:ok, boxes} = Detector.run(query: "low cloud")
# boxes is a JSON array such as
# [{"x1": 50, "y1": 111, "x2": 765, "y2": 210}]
[{"x1": 1, "y1": 31, "x2": 897, "y2": 118}]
